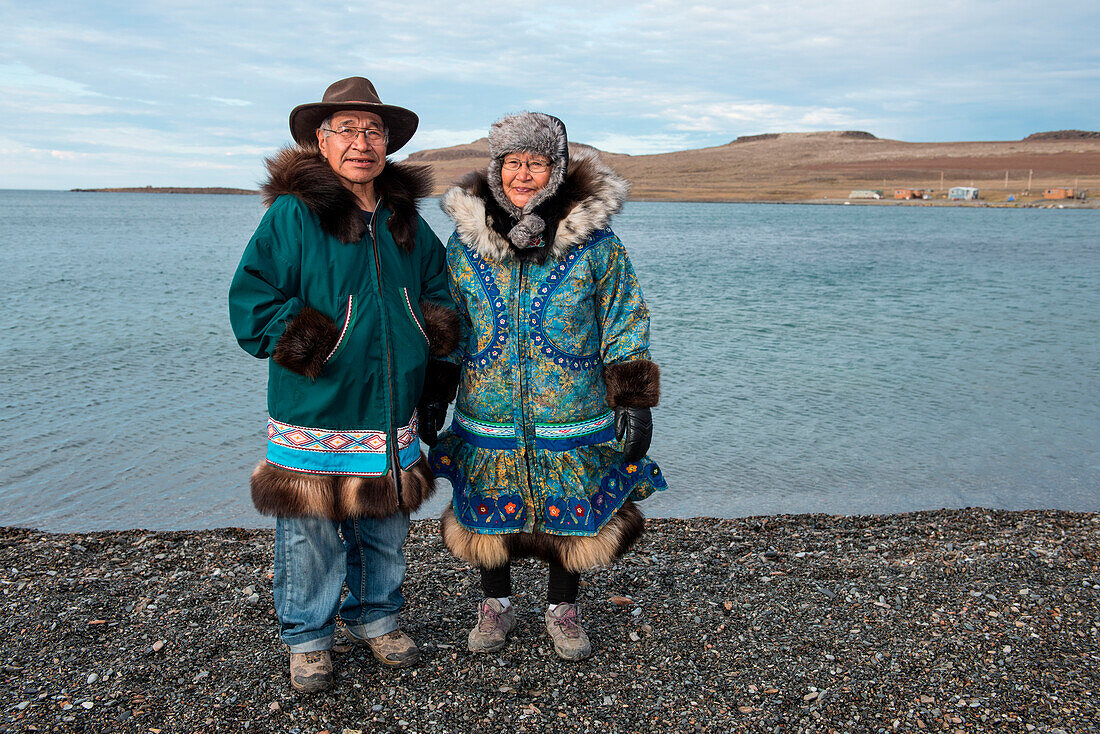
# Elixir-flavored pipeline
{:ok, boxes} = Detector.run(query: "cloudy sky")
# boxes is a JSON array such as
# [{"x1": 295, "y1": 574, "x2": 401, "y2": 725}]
[{"x1": 2, "y1": 0, "x2": 1096, "y2": 189}]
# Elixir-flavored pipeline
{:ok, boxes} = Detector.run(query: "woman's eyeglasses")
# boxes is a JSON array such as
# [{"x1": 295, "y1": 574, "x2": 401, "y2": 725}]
[{"x1": 502, "y1": 158, "x2": 551, "y2": 173}]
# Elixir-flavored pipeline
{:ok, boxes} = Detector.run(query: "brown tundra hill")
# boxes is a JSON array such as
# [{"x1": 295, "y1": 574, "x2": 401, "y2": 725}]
[{"x1": 406, "y1": 130, "x2": 1100, "y2": 204}]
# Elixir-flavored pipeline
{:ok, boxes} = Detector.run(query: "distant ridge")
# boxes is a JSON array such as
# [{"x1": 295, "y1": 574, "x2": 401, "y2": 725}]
[
  {"x1": 1024, "y1": 130, "x2": 1100, "y2": 141},
  {"x1": 410, "y1": 129, "x2": 1100, "y2": 204},
  {"x1": 72, "y1": 186, "x2": 257, "y2": 195},
  {"x1": 71, "y1": 130, "x2": 1100, "y2": 204}
]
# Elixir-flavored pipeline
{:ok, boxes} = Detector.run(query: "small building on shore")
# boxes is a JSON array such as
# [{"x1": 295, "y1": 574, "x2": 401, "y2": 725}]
[
  {"x1": 949, "y1": 186, "x2": 980, "y2": 200},
  {"x1": 1044, "y1": 188, "x2": 1076, "y2": 200},
  {"x1": 849, "y1": 189, "x2": 883, "y2": 199},
  {"x1": 894, "y1": 188, "x2": 926, "y2": 200}
]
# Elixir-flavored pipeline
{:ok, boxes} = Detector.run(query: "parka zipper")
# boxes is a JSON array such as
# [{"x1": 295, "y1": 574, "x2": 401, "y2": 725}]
[
  {"x1": 516, "y1": 258, "x2": 535, "y2": 497},
  {"x1": 368, "y1": 202, "x2": 403, "y2": 505}
]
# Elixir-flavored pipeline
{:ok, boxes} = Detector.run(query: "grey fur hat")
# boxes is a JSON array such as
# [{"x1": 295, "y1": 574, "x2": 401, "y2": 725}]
[{"x1": 487, "y1": 112, "x2": 569, "y2": 248}]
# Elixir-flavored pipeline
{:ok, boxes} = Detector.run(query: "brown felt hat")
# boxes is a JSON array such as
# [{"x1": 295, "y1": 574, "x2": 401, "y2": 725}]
[{"x1": 289, "y1": 77, "x2": 419, "y2": 154}]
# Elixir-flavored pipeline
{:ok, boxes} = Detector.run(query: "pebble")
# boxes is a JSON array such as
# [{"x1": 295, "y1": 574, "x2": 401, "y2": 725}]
[
  {"x1": 87, "y1": 673, "x2": 98, "y2": 684},
  {"x1": 0, "y1": 509, "x2": 1096, "y2": 732}
]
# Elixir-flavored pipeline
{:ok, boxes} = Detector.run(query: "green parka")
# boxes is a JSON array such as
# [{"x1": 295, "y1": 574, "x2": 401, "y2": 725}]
[{"x1": 229, "y1": 146, "x2": 458, "y2": 519}]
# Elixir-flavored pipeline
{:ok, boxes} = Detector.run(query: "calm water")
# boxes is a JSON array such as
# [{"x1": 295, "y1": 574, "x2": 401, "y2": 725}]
[{"x1": 1, "y1": 190, "x2": 1097, "y2": 531}]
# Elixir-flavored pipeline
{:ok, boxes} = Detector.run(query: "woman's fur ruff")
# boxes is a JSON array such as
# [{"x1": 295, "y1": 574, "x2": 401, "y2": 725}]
[
  {"x1": 440, "y1": 148, "x2": 629, "y2": 264},
  {"x1": 262, "y1": 144, "x2": 434, "y2": 250},
  {"x1": 439, "y1": 500, "x2": 644, "y2": 573},
  {"x1": 250, "y1": 456, "x2": 436, "y2": 520},
  {"x1": 604, "y1": 359, "x2": 661, "y2": 408}
]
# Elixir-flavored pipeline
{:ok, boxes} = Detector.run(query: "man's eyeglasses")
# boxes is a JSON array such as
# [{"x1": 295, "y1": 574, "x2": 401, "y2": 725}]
[
  {"x1": 502, "y1": 158, "x2": 551, "y2": 174},
  {"x1": 323, "y1": 126, "x2": 386, "y2": 144}
]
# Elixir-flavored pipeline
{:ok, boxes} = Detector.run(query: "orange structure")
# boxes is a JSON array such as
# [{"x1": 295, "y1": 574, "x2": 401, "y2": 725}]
[
  {"x1": 894, "y1": 188, "x2": 925, "y2": 200},
  {"x1": 1044, "y1": 188, "x2": 1075, "y2": 199}
]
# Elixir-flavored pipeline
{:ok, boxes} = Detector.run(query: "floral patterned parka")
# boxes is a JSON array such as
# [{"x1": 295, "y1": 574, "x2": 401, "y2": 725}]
[{"x1": 429, "y1": 148, "x2": 666, "y2": 566}]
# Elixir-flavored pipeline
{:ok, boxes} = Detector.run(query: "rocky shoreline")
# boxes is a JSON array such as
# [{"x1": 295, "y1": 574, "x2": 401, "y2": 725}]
[{"x1": 2, "y1": 508, "x2": 1097, "y2": 733}]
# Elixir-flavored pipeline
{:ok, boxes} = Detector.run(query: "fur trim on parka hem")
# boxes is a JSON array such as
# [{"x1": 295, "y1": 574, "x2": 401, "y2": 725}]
[
  {"x1": 262, "y1": 144, "x2": 434, "y2": 250},
  {"x1": 250, "y1": 456, "x2": 436, "y2": 520},
  {"x1": 440, "y1": 147, "x2": 630, "y2": 264},
  {"x1": 439, "y1": 500, "x2": 644, "y2": 573}
]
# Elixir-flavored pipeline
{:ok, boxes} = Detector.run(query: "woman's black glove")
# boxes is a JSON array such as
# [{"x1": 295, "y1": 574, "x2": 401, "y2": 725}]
[
  {"x1": 614, "y1": 406, "x2": 652, "y2": 462},
  {"x1": 418, "y1": 401, "x2": 448, "y2": 448}
]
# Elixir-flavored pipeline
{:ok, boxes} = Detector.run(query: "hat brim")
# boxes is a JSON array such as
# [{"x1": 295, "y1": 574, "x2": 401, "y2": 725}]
[{"x1": 289, "y1": 102, "x2": 419, "y2": 154}]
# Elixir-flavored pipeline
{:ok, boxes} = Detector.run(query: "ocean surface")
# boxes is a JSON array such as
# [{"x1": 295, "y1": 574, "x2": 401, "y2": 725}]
[{"x1": 1, "y1": 190, "x2": 1097, "y2": 531}]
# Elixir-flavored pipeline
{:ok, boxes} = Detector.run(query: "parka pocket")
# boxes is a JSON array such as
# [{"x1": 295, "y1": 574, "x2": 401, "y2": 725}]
[
  {"x1": 323, "y1": 295, "x2": 356, "y2": 365},
  {"x1": 401, "y1": 287, "x2": 430, "y2": 346}
]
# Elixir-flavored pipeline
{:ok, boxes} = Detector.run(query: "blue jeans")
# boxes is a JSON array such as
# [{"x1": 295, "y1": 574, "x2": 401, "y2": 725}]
[{"x1": 273, "y1": 512, "x2": 410, "y2": 653}]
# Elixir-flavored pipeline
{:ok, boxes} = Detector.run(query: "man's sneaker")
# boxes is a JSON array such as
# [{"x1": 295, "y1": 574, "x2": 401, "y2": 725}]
[
  {"x1": 544, "y1": 603, "x2": 591, "y2": 661},
  {"x1": 468, "y1": 598, "x2": 517, "y2": 653},
  {"x1": 348, "y1": 628, "x2": 420, "y2": 668},
  {"x1": 289, "y1": 650, "x2": 333, "y2": 693}
]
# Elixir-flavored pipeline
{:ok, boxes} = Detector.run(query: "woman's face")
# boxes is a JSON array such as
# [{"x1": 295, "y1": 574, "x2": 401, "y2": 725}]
[{"x1": 501, "y1": 152, "x2": 552, "y2": 209}]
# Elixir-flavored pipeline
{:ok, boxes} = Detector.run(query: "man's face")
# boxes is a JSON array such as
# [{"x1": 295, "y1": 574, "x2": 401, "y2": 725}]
[{"x1": 316, "y1": 110, "x2": 386, "y2": 188}]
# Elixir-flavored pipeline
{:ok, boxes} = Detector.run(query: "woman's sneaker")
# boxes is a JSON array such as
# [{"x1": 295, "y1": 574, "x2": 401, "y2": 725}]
[
  {"x1": 468, "y1": 598, "x2": 516, "y2": 653},
  {"x1": 544, "y1": 603, "x2": 591, "y2": 660},
  {"x1": 289, "y1": 650, "x2": 333, "y2": 693}
]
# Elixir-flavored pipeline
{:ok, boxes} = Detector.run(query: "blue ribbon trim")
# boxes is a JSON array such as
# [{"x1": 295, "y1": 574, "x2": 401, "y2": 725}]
[
  {"x1": 450, "y1": 419, "x2": 518, "y2": 450},
  {"x1": 533, "y1": 422, "x2": 616, "y2": 451}
]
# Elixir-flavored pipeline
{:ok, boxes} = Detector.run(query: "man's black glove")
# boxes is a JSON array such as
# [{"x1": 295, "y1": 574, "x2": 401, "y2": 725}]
[
  {"x1": 614, "y1": 406, "x2": 652, "y2": 462},
  {"x1": 418, "y1": 401, "x2": 448, "y2": 448}
]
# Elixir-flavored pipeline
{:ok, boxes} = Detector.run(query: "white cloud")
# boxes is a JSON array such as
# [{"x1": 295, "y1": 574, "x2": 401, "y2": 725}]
[
  {"x1": 582, "y1": 132, "x2": 694, "y2": 155},
  {"x1": 0, "y1": 0, "x2": 1095, "y2": 187},
  {"x1": 404, "y1": 128, "x2": 489, "y2": 152}
]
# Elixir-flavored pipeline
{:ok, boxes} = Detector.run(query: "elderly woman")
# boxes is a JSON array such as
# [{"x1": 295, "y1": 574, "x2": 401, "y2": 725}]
[{"x1": 428, "y1": 112, "x2": 666, "y2": 661}]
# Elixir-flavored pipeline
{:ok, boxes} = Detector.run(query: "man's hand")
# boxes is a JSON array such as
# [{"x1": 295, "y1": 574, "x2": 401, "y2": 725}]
[
  {"x1": 418, "y1": 401, "x2": 448, "y2": 447},
  {"x1": 614, "y1": 406, "x2": 652, "y2": 463}
]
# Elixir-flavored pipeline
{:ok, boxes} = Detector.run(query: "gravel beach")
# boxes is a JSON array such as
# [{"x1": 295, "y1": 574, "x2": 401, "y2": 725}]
[{"x1": 2, "y1": 508, "x2": 1097, "y2": 733}]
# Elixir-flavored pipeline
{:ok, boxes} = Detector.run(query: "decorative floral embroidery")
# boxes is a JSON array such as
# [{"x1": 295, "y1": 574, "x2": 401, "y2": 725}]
[
  {"x1": 461, "y1": 243, "x2": 508, "y2": 368},
  {"x1": 432, "y1": 226, "x2": 667, "y2": 537},
  {"x1": 529, "y1": 238, "x2": 604, "y2": 371}
]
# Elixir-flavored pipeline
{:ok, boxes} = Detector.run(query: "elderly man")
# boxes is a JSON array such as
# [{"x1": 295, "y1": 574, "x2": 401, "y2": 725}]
[{"x1": 229, "y1": 77, "x2": 459, "y2": 693}]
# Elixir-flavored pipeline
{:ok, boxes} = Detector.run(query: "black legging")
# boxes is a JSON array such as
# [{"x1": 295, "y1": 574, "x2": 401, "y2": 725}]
[{"x1": 480, "y1": 562, "x2": 580, "y2": 604}]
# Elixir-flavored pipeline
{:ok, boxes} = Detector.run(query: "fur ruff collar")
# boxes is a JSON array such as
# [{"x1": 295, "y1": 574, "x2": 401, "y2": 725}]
[
  {"x1": 440, "y1": 148, "x2": 629, "y2": 263},
  {"x1": 261, "y1": 145, "x2": 433, "y2": 250}
]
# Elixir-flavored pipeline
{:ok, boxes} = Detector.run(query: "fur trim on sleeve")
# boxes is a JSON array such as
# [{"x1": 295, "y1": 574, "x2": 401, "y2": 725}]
[
  {"x1": 419, "y1": 301, "x2": 461, "y2": 357},
  {"x1": 272, "y1": 306, "x2": 339, "y2": 379},
  {"x1": 604, "y1": 359, "x2": 661, "y2": 408}
]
